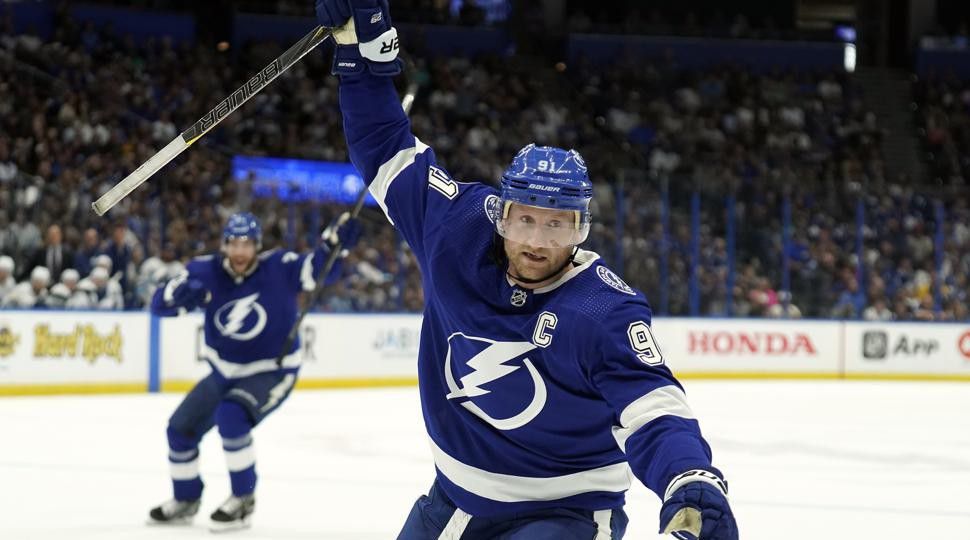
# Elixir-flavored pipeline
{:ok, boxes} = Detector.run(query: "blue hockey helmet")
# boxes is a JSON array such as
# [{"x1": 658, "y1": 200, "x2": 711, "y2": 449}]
[
  {"x1": 223, "y1": 212, "x2": 262, "y2": 248},
  {"x1": 490, "y1": 144, "x2": 593, "y2": 248}
]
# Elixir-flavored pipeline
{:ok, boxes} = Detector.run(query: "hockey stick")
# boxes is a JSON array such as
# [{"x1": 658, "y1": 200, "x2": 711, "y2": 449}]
[
  {"x1": 276, "y1": 65, "x2": 418, "y2": 367},
  {"x1": 91, "y1": 26, "x2": 333, "y2": 216}
]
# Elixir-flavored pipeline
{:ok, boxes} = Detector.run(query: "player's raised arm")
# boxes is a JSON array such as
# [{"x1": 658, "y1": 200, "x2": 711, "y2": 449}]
[
  {"x1": 150, "y1": 262, "x2": 209, "y2": 317},
  {"x1": 278, "y1": 212, "x2": 362, "y2": 292},
  {"x1": 319, "y1": 0, "x2": 442, "y2": 256},
  {"x1": 585, "y1": 302, "x2": 738, "y2": 539}
]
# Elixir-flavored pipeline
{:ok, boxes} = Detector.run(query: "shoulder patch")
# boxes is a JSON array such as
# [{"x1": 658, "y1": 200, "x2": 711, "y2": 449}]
[
  {"x1": 258, "y1": 249, "x2": 276, "y2": 261},
  {"x1": 484, "y1": 194, "x2": 501, "y2": 221},
  {"x1": 192, "y1": 254, "x2": 215, "y2": 263},
  {"x1": 596, "y1": 265, "x2": 636, "y2": 296}
]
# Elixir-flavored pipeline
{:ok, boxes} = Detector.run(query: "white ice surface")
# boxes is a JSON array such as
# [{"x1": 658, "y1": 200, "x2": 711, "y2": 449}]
[{"x1": 1, "y1": 380, "x2": 968, "y2": 539}]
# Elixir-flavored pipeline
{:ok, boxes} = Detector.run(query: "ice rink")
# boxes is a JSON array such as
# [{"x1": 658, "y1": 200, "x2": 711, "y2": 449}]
[{"x1": 1, "y1": 380, "x2": 968, "y2": 539}]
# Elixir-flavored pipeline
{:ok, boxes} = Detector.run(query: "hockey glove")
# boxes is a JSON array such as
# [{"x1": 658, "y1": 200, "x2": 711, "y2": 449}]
[
  {"x1": 315, "y1": 0, "x2": 401, "y2": 77},
  {"x1": 659, "y1": 469, "x2": 737, "y2": 540},
  {"x1": 170, "y1": 279, "x2": 208, "y2": 311},
  {"x1": 321, "y1": 212, "x2": 362, "y2": 258}
]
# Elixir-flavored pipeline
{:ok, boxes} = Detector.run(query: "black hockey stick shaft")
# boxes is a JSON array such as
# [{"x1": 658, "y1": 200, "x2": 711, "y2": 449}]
[
  {"x1": 276, "y1": 70, "x2": 418, "y2": 367},
  {"x1": 92, "y1": 26, "x2": 333, "y2": 216}
]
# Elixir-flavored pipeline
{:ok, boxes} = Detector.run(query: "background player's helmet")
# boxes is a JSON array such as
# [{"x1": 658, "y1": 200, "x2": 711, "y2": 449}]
[
  {"x1": 223, "y1": 212, "x2": 262, "y2": 248},
  {"x1": 490, "y1": 143, "x2": 593, "y2": 248}
]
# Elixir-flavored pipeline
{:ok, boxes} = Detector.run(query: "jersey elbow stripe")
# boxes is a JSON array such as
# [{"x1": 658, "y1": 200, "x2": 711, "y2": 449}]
[
  {"x1": 368, "y1": 137, "x2": 430, "y2": 224},
  {"x1": 163, "y1": 271, "x2": 188, "y2": 304},
  {"x1": 300, "y1": 254, "x2": 315, "y2": 291},
  {"x1": 612, "y1": 385, "x2": 695, "y2": 452}
]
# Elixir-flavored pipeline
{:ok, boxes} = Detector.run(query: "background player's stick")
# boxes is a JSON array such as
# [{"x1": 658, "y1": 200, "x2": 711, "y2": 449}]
[
  {"x1": 276, "y1": 64, "x2": 418, "y2": 367},
  {"x1": 91, "y1": 26, "x2": 333, "y2": 216}
]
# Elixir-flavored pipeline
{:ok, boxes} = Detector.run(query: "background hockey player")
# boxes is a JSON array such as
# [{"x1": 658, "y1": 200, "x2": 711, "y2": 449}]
[
  {"x1": 147, "y1": 211, "x2": 359, "y2": 531},
  {"x1": 316, "y1": 1, "x2": 738, "y2": 538}
]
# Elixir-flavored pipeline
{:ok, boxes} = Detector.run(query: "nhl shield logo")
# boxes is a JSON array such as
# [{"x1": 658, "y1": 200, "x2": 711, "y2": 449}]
[{"x1": 510, "y1": 289, "x2": 528, "y2": 307}]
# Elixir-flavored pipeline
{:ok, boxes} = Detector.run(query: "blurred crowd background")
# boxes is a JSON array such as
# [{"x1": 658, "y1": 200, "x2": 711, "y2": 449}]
[{"x1": 1, "y1": 0, "x2": 969, "y2": 321}]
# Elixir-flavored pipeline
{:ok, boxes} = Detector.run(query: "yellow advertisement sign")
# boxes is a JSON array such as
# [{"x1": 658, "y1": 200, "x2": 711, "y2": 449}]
[
  {"x1": 0, "y1": 324, "x2": 19, "y2": 358},
  {"x1": 33, "y1": 324, "x2": 123, "y2": 364}
]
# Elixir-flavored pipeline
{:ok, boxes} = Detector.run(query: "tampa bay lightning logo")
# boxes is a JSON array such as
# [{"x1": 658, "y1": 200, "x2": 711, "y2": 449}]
[
  {"x1": 484, "y1": 194, "x2": 501, "y2": 221},
  {"x1": 214, "y1": 292, "x2": 268, "y2": 341},
  {"x1": 597, "y1": 266, "x2": 636, "y2": 296},
  {"x1": 443, "y1": 333, "x2": 547, "y2": 431}
]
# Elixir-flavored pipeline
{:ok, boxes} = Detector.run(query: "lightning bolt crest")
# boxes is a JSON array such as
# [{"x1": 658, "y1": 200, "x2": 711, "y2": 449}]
[
  {"x1": 446, "y1": 339, "x2": 536, "y2": 400},
  {"x1": 223, "y1": 292, "x2": 259, "y2": 335}
]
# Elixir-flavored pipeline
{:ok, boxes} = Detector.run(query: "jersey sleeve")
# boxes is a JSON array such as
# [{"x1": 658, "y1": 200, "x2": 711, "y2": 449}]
[
  {"x1": 582, "y1": 301, "x2": 716, "y2": 499},
  {"x1": 339, "y1": 73, "x2": 460, "y2": 261},
  {"x1": 274, "y1": 247, "x2": 343, "y2": 293},
  {"x1": 149, "y1": 256, "x2": 212, "y2": 317}
]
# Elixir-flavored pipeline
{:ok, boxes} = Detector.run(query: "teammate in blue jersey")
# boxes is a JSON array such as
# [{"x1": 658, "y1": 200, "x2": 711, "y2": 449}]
[
  {"x1": 146, "y1": 211, "x2": 359, "y2": 531},
  {"x1": 316, "y1": 2, "x2": 738, "y2": 539}
]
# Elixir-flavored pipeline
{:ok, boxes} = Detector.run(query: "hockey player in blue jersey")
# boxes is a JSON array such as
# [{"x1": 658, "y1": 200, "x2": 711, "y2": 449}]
[
  {"x1": 146, "y1": 211, "x2": 359, "y2": 531},
  {"x1": 317, "y1": 2, "x2": 738, "y2": 539}
]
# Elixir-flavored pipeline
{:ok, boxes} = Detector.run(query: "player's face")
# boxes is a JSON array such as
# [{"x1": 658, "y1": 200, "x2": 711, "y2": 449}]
[
  {"x1": 503, "y1": 204, "x2": 576, "y2": 287},
  {"x1": 224, "y1": 237, "x2": 257, "y2": 274}
]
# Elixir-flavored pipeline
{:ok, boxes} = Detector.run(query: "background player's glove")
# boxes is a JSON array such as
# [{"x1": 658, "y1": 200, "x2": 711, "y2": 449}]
[
  {"x1": 315, "y1": 0, "x2": 401, "y2": 76},
  {"x1": 659, "y1": 469, "x2": 737, "y2": 540},
  {"x1": 321, "y1": 212, "x2": 362, "y2": 258},
  {"x1": 170, "y1": 279, "x2": 208, "y2": 311}
]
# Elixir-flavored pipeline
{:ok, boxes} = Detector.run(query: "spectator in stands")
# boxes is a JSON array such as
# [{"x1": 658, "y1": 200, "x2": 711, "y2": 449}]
[
  {"x1": 3, "y1": 266, "x2": 50, "y2": 308},
  {"x1": 863, "y1": 298, "x2": 893, "y2": 321},
  {"x1": 45, "y1": 283, "x2": 72, "y2": 309},
  {"x1": 59, "y1": 268, "x2": 81, "y2": 297},
  {"x1": 104, "y1": 222, "x2": 137, "y2": 304},
  {"x1": 25, "y1": 224, "x2": 74, "y2": 283},
  {"x1": 0, "y1": 256, "x2": 15, "y2": 300},
  {"x1": 9, "y1": 210, "x2": 40, "y2": 268},
  {"x1": 74, "y1": 227, "x2": 103, "y2": 278},
  {"x1": 77, "y1": 266, "x2": 124, "y2": 310},
  {"x1": 0, "y1": 213, "x2": 17, "y2": 257}
]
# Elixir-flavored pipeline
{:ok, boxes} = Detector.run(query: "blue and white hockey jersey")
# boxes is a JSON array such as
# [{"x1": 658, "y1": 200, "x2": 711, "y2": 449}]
[
  {"x1": 340, "y1": 75, "x2": 717, "y2": 516},
  {"x1": 151, "y1": 249, "x2": 328, "y2": 379}
]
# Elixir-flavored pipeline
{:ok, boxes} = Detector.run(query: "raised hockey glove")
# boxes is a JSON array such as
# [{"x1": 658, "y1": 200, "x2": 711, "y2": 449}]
[
  {"x1": 315, "y1": 0, "x2": 401, "y2": 76},
  {"x1": 320, "y1": 212, "x2": 362, "y2": 258},
  {"x1": 659, "y1": 469, "x2": 737, "y2": 540},
  {"x1": 170, "y1": 279, "x2": 208, "y2": 311}
]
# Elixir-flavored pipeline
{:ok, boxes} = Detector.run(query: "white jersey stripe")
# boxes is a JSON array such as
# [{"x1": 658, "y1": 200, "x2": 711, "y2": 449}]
[
  {"x1": 201, "y1": 343, "x2": 301, "y2": 379},
  {"x1": 612, "y1": 385, "x2": 695, "y2": 451},
  {"x1": 436, "y1": 508, "x2": 472, "y2": 540},
  {"x1": 368, "y1": 138, "x2": 430, "y2": 224},
  {"x1": 593, "y1": 509, "x2": 613, "y2": 540},
  {"x1": 429, "y1": 438, "x2": 631, "y2": 503},
  {"x1": 299, "y1": 253, "x2": 315, "y2": 291}
]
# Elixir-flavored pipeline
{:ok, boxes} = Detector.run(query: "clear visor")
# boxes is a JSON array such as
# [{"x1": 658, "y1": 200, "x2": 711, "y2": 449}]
[{"x1": 490, "y1": 199, "x2": 590, "y2": 248}]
